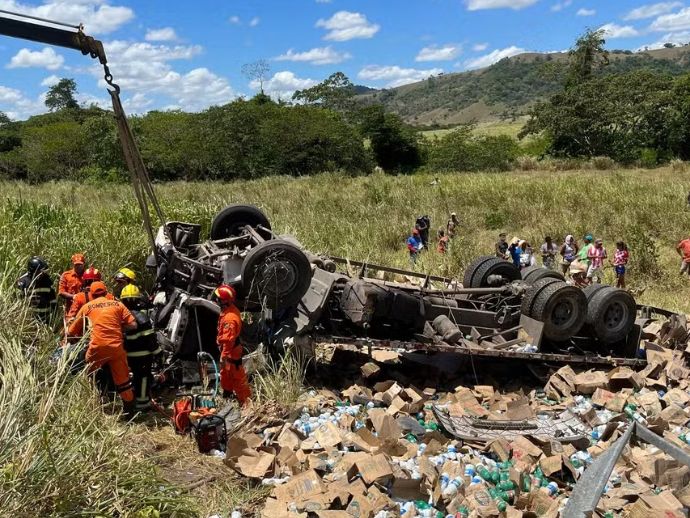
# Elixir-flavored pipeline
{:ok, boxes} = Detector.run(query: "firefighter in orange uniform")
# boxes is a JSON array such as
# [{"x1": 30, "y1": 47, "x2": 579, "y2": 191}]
[
  {"x1": 213, "y1": 284, "x2": 251, "y2": 406},
  {"x1": 67, "y1": 281, "x2": 138, "y2": 416},
  {"x1": 66, "y1": 267, "x2": 114, "y2": 323},
  {"x1": 58, "y1": 253, "x2": 86, "y2": 313}
]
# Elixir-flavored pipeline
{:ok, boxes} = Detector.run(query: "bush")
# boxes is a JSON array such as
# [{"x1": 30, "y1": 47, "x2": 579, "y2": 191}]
[
  {"x1": 639, "y1": 148, "x2": 659, "y2": 168},
  {"x1": 515, "y1": 155, "x2": 539, "y2": 171},
  {"x1": 670, "y1": 159, "x2": 687, "y2": 173},
  {"x1": 590, "y1": 156, "x2": 616, "y2": 170},
  {"x1": 426, "y1": 125, "x2": 519, "y2": 172}
]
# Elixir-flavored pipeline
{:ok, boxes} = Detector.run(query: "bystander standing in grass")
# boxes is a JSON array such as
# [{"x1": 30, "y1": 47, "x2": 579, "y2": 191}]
[
  {"x1": 560, "y1": 235, "x2": 579, "y2": 276},
  {"x1": 407, "y1": 229, "x2": 423, "y2": 265},
  {"x1": 577, "y1": 234, "x2": 594, "y2": 283},
  {"x1": 519, "y1": 240, "x2": 536, "y2": 269},
  {"x1": 437, "y1": 228, "x2": 449, "y2": 254},
  {"x1": 508, "y1": 237, "x2": 522, "y2": 268},
  {"x1": 676, "y1": 236, "x2": 690, "y2": 276},
  {"x1": 447, "y1": 212, "x2": 459, "y2": 239},
  {"x1": 415, "y1": 215, "x2": 430, "y2": 249},
  {"x1": 612, "y1": 241, "x2": 629, "y2": 289},
  {"x1": 540, "y1": 236, "x2": 558, "y2": 269},
  {"x1": 495, "y1": 233, "x2": 509, "y2": 259},
  {"x1": 587, "y1": 238, "x2": 607, "y2": 283}
]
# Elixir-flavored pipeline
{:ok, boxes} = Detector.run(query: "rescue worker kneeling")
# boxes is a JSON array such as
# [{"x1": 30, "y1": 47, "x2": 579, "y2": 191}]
[
  {"x1": 213, "y1": 284, "x2": 251, "y2": 406},
  {"x1": 67, "y1": 281, "x2": 138, "y2": 416},
  {"x1": 120, "y1": 285, "x2": 161, "y2": 411}
]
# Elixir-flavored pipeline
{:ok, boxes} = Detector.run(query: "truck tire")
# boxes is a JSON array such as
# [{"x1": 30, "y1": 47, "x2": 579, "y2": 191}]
[
  {"x1": 241, "y1": 239, "x2": 312, "y2": 309},
  {"x1": 529, "y1": 282, "x2": 587, "y2": 342},
  {"x1": 462, "y1": 256, "x2": 520, "y2": 288},
  {"x1": 582, "y1": 283, "x2": 607, "y2": 303},
  {"x1": 210, "y1": 204, "x2": 271, "y2": 240},
  {"x1": 520, "y1": 277, "x2": 563, "y2": 317},
  {"x1": 521, "y1": 266, "x2": 564, "y2": 284},
  {"x1": 585, "y1": 286, "x2": 636, "y2": 345}
]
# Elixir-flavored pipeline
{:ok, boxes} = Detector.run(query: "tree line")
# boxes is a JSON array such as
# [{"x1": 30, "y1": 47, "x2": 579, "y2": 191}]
[{"x1": 2, "y1": 31, "x2": 690, "y2": 183}]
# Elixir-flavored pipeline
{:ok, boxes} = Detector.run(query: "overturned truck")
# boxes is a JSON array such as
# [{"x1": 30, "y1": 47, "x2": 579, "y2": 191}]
[{"x1": 150, "y1": 205, "x2": 677, "y2": 374}]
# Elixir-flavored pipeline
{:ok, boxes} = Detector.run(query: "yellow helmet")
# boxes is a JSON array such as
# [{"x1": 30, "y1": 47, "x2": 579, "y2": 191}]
[
  {"x1": 115, "y1": 267, "x2": 137, "y2": 283},
  {"x1": 120, "y1": 284, "x2": 142, "y2": 299}
]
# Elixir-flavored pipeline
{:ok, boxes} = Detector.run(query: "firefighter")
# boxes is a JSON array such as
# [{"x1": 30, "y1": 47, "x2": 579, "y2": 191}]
[
  {"x1": 213, "y1": 284, "x2": 251, "y2": 406},
  {"x1": 16, "y1": 256, "x2": 58, "y2": 323},
  {"x1": 113, "y1": 267, "x2": 137, "y2": 298},
  {"x1": 67, "y1": 281, "x2": 138, "y2": 416},
  {"x1": 66, "y1": 267, "x2": 114, "y2": 323},
  {"x1": 58, "y1": 253, "x2": 86, "y2": 313},
  {"x1": 120, "y1": 284, "x2": 160, "y2": 411}
]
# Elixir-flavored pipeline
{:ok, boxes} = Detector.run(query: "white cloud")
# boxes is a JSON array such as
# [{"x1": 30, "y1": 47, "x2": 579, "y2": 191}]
[
  {"x1": 40, "y1": 75, "x2": 60, "y2": 87},
  {"x1": 624, "y1": 2, "x2": 683, "y2": 21},
  {"x1": 465, "y1": 0, "x2": 538, "y2": 11},
  {"x1": 650, "y1": 7, "x2": 690, "y2": 31},
  {"x1": 251, "y1": 71, "x2": 317, "y2": 99},
  {"x1": 145, "y1": 27, "x2": 178, "y2": 42},
  {"x1": 638, "y1": 30, "x2": 690, "y2": 49},
  {"x1": 472, "y1": 43, "x2": 489, "y2": 52},
  {"x1": 357, "y1": 65, "x2": 443, "y2": 87},
  {"x1": 275, "y1": 46, "x2": 352, "y2": 65},
  {"x1": 577, "y1": 8, "x2": 596, "y2": 16},
  {"x1": 551, "y1": 0, "x2": 572, "y2": 12},
  {"x1": 7, "y1": 47, "x2": 64, "y2": 70},
  {"x1": 316, "y1": 11, "x2": 380, "y2": 41},
  {"x1": 416, "y1": 44, "x2": 461, "y2": 62},
  {"x1": 249, "y1": 16, "x2": 260, "y2": 27},
  {"x1": 229, "y1": 15, "x2": 241, "y2": 24},
  {"x1": 93, "y1": 40, "x2": 234, "y2": 111},
  {"x1": 464, "y1": 46, "x2": 525, "y2": 69},
  {"x1": 0, "y1": 85, "x2": 44, "y2": 120},
  {"x1": 599, "y1": 23, "x2": 640, "y2": 38},
  {"x1": 0, "y1": 0, "x2": 134, "y2": 34}
]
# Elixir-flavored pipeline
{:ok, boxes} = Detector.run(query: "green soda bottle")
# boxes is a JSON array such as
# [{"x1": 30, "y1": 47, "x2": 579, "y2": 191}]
[{"x1": 477, "y1": 465, "x2": 493, "y2": 481}]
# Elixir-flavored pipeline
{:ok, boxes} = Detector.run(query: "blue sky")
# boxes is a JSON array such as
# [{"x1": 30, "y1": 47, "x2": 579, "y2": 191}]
[{"x1": 1, "y1": 0, "x2": 689, "y2": 119}]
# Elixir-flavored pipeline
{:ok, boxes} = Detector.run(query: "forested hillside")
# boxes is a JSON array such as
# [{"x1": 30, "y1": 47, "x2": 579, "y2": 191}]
[{"x1": 358, "y1": 46, "x2": 690, "y2": 126}]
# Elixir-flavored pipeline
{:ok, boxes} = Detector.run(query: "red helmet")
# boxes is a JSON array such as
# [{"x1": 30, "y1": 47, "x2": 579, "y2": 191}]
[
  {"x1": 214, "y1": 284, "x2": 236, "y2": 304},
  {"x1": 82, "y1": 267, "x2": 102, "y2": 283}
]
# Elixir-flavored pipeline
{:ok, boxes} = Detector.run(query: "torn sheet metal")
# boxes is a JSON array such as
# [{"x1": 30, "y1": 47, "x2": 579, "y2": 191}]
[{"x1": 432, "y1": 405, "x2": 588, "y2": 443}]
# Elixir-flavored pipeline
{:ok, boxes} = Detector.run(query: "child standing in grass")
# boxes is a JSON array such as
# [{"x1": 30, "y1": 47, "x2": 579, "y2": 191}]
[
  {"x1": 613, "y1": 241, "x2": 629, "y2": 289},
  {"x1": 587, "y1": 238, "x2": 607, "y2": 284},
  {"x1": 437, "y1": 228, "x2": 449, "y2": 254}
]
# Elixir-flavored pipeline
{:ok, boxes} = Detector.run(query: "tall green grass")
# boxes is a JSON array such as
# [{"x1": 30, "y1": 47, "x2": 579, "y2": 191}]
[
  {"x1": 0, "y1": 266, "x2": 195, "y2": 516},
  {"x1": 2, "y1": 166, "x2": 690, "y2": 313}
]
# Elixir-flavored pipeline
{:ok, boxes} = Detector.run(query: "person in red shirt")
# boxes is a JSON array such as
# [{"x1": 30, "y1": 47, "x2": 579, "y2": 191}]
[
  {"x1": 67, "y1": 281, "x2": 138, "y2": 415},
  {"x1": 676, "y1": 237, "x2": 690, "y2": 276},
  {"x1": 214, "y1": 284, "x2": 251, "y2": 406},
  {"x1": 437, "y1": 228, "x2": 449, "y2": 254},
  {"x1": 58, "y1": 253, "x2": 86, "y2": 313}
]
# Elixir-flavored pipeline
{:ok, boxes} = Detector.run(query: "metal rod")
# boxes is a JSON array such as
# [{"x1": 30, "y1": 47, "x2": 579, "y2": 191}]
[{"x1": 0, "y1": 9, "x2": 80, "y2": 29}]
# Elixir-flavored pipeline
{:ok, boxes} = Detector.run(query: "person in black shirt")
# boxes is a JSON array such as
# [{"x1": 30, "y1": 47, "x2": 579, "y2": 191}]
[{"x1": 16, "y1": 256, "x2": 58, "y2": 324}]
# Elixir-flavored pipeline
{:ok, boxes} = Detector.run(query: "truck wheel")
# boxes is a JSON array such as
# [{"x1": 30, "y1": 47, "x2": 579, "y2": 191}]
[
  {"x1": 210, "y1": 204, "x2": 271, "y2": 240},
  {"x1": 582, "y1": 283, "x2": 608, "y2": 302},
  {"x1": 520, "y1": 277, "x2": 563, "y2": 317},
  {"x1": 585, "y1": 287, "x2": 636, "y2": 345},
  {"x1": 530, "y1": 282, "x2": 587, "y2": 342},
  {"x1": 241, "y1": 239, "x2": 312, "y2": 309},
  {"x1": 521, "y1": 266, "x2": 564, "y2": 284},
  {"x1": 462, "y1": 256, "x2": 520, "y2": 288}
]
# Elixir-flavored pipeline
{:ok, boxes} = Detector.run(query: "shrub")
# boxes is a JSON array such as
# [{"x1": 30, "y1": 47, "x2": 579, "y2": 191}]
[
  {"x1": 515, "y1": 156, "x2": 539, "y2": 171},
  {"x1": 590, "y1": 156, "x2": 616, "y2": 170},
  {"x1": 426, "y1": 126, "x2": 519, "y2": 172},
  {"x1": 670, "y1": 159, "x2": 687, "y2": 173},
  {"x1": 639, "y1": 148, "x2": 659, "y2": 168}
]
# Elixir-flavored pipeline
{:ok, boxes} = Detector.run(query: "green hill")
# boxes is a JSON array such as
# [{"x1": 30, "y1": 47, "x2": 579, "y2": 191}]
[{"x1": 358, "y1": 46, "x2": 690, "y2": 127}]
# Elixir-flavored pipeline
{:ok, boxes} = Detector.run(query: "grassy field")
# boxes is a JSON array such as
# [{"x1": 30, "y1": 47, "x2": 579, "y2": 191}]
[
  {"x1": 421, "y1": 119, "x2": 527, "y2": 140},
  {"x1": 1, "y1": 166, "x2": 690, "y2": 516}
]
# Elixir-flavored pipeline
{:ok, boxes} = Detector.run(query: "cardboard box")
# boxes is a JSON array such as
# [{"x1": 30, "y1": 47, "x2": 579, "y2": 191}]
[
  {"x1": 574, "y1": 370, "x2": 609, "y2": 395},
  {"x1": 352, "y1": 454, "x2": 393, "y2": 485}
]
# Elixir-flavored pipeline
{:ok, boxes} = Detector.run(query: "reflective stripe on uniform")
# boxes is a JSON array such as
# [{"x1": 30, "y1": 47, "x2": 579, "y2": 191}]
[
  {"x1": 33, "y1": 307, "x2": 52, "y2": 313},
  {"x1": 31, "y1": 287, "x2": 53, "y2": 294},
  {"x1": 126, "y1": 350, "x2": 154, "y2": 358},
  {"x1": 125, "y1": 328, "x2": 155, "y2": 341}
]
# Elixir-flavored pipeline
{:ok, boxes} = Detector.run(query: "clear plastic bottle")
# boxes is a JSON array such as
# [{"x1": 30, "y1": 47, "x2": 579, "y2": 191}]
[{"x1": 442, "y1": 477, "x2": 464, "y2": 497}]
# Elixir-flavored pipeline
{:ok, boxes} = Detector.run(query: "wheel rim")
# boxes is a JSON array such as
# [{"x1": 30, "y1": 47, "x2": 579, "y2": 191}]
[
  {"x1": 603, "y1": 301, "x2": 627, "y2": 330},
  {"x1": 256, "y1": 253, "x2": 300, "y2": 300},
  {"x1": 551, "y1": 299, "x2": 575, "y2": 327}
]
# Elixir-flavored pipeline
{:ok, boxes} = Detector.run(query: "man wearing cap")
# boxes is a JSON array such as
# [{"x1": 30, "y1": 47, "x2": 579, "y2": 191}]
[
  {"x1": 67, "y1": 281, "x2": 138, "y2": 416},
  {"x1": 213, "y1": 284, "x2": 251, "y2": 406},
  {"x1": 59, "y1": 253, "x2": 86, "y2": 313}
]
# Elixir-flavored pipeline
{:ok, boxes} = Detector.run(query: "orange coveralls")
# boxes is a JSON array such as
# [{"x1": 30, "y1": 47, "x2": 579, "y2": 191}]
[
  {"x1": 67, "y1": 297, "x2": 136, "y2": 403},
  {"x1": 58, "y1": 269, "x2": 83, "y2": 312},
  {"x1": 66, "y1": 291, "x2": 114, "y2": 322},
  {"x1": 217, "y1": 304, "x2": 250, "y2": 404}
]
